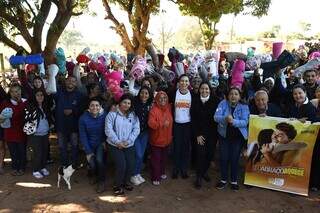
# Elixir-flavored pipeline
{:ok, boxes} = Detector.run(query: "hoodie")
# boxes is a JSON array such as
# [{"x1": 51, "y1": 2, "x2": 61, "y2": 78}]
[
  {"x1": 105, "y1": 109, "x2": 140, "y2": 148},
  {"x1": 148, "y1": 91, "x2": 173, "y2": 147}
]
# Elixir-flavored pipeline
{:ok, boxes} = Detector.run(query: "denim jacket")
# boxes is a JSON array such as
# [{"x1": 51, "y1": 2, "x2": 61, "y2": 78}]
[{"x1": 214, "y1": 99, "x2": 249, "y2": 140}]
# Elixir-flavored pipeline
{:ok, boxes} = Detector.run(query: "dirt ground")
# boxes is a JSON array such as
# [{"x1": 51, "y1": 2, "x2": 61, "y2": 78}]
[{"x1": 0, "y1": 140, "x2": 319, "y2": 213}]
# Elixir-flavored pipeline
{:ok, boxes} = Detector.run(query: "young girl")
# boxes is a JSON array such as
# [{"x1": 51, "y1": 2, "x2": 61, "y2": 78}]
[
  {"x1": 105, "y1": 94, "x2": 140, "y2": 195},
  {"x1": 131, "y1": 86, "x2": 153, "y2": 185},
  {"x1": 24, "y1": 89, "x2": 52, "y2": 179},
  {"x1": 214, "y1": 87, "x2": 249, "y2": 191},
  {"x1": 148, "y1": 91, "x2": 173, "y2": 185}
]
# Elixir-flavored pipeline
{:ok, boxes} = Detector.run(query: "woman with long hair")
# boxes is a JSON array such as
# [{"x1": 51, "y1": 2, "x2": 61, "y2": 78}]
[
  {"x1": 24, "y1": 89, "x2": 52, "y2": 178},
  {"x1": 131, "y1": 86, "x2": 153, "y2": 186},
  {"x1": 105, "y1": 93, "x2": 140, "y2": 195},
  {"x1": 191, "y1": 81, "x2": 219, "y2": 189}
]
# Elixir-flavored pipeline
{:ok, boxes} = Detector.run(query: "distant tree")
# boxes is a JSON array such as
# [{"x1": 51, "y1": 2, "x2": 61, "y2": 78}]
[
  {"x1": 58, "y1": 29, "x2": 84, "y2": 50},
  {"x1": 260, "y1": 24, "x2": 281, "y2": 38},
  {"x1": 0, "y1": 0, "x2": 89, "y2": 63},
  {"x1": 173, "y1": 0, "x2": 271, "y2": 50}
]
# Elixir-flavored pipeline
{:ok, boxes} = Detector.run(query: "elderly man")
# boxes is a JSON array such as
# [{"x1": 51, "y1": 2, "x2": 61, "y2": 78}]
[{"x1": 249, "y1": 90, "x2": 282, "y2": 117}]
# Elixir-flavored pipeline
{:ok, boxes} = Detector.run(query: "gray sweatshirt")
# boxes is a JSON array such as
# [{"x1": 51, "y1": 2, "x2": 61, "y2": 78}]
[{"x1": 105, "y1": 110, "x2": 140, "y2": 147}]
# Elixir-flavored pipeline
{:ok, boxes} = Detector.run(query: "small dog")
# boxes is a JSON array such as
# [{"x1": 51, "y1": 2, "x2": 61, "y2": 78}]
[{"x1": 57, "y1": 164, "x2": 76, "y2": 190}]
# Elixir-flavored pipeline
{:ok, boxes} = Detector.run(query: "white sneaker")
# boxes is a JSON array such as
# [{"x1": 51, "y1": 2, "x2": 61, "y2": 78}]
[
  {"x1": 152, "y1": 181, "x2": 160, "y2": 186},
  {"x1": 33, "y1": 171, "x2": 44, "y2": 179},
  {"x1": 40, "y1": 168, "x2": 50, "y2": 176},
  {"x1": 161, "y1": 174, "x2": 167, "y2": 180},
  {"x1": 137, "y1": 174, "x2": 146, "y2": 183},
  {"x1": 130, "y1": 175, "x2": 142, "y2": 186}
]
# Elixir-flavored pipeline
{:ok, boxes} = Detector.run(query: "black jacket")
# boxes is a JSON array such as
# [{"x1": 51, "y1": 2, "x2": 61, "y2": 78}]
[
  {"x1": 287, "y1": 101, "x2": 318, "y2": 122},
  {"x1": 249, "y1": 102, "x2": 283, "y2": 117},
  {"x1": 190, "y1": 94, "x2": 218, "y2": 139}
]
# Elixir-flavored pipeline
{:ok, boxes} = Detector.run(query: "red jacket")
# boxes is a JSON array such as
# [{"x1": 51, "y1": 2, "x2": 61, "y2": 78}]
[
  {"x1": 0, "y1": 99, "x2": 27, "y2": 143},
  {"x1": 148, "y1": 91, "x2": 173, "y2": 147}
]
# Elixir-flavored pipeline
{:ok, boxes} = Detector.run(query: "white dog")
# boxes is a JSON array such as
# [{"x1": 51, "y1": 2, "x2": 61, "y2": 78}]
[{"x1": 57, "y1": 165, "x2": 76, "y2": 190}]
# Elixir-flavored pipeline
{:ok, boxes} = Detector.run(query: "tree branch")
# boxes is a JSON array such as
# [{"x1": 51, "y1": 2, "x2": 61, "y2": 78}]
[
  {"x1": 33, "y1": 0, "x2": 52, "y2": 53},
  {"x1": 11, "y1": 0, "x2": 34, "y2": 48},
  {"x1": 0, "y1": 32, "x2": 29, "y2": 53},
  {"x1": 23, "y1": 0, "x2": 37, "y2": 18}
]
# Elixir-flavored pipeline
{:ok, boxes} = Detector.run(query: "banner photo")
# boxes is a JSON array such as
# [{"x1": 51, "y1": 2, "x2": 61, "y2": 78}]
[{"x1": 244, "y1": 115, "x2": 320, "y2": 196}]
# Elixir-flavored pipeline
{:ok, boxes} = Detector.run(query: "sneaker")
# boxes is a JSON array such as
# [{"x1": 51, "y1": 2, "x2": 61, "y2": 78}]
[
  {"x1": 96, "y1": 182, "x2": 106, "y2": 193},
  {"x1": 123, "y1": 183, "x2": 134, "y2": 191},
  {"x1": 113, "y1": 186, "x2": 124, "y2": 196},
  {"x1": 161, "y1": 174, "x2": 167, "y2": 180},
  {"x1": 216, "y1": 181, "x2": 227, "y2": 190},
  {"x1": 17, "y1": 170, "x2": 25, "y2": 176},
  {"x1": 11, "y1": 170, "x2": 19, "y2": 176},
  {"x1": 172, "y1": 170, "x2": 178, "y2": 179},
  {"x1": 33, "y1": 171, "x2": 44, "y2": 179},
  {"x1": 194, "y1": 177, "x2": 202, "y2": 189},
  {"x1": 137, "y1": 174, "x2": 146, "y2": 183},
  {"x1": 202, "y1": 173, "x2": 211, "y2": 182},
  {"x1": 152, "y1": 181, "x2": 160, "y2": 186},
  {"x1": 130, "y1": 175, "x2": 142, "y2": 186},
  {"x1": 40, "y1": 168, "x2": 50, "y2": 176},
  {"x1": 181, "y1": 172, "x2": 189, "y2": 179},
  {"x1": 311, "y1": 187, "x2": 319, "y2": 192},
  {"x1": 230, "y1": 183, "x2": 240, "y2": 191},
  {"x1": 46, "y1": 159, "x2": 54, "y2": 165}
]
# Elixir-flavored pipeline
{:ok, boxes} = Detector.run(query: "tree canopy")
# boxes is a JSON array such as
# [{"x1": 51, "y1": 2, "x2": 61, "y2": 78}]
[
  {"x1": 0, "y1": 0, "x2": 89, "y2": 63},
  {"x1": 173, "y1": 0, "x2": 271, "y2": 50}
]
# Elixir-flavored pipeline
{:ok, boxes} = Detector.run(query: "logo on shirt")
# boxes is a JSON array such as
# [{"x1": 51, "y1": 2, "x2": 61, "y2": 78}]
[{"x1": 175, "y1": 100, "x2": 191, "y2": 109}]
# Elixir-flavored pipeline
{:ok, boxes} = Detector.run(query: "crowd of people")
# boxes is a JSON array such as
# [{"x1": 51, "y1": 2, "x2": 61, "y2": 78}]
[{"x1": 0, "y1": 43, "x2": 320, "y2": 196}]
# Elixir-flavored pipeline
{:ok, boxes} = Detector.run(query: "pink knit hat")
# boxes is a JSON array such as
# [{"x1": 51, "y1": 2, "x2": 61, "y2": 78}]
[
  {"x1": 231, "y1": 59, "x2": 245, "y2": 88},
  {"x1": 272, "y1": 42, "x2": 284, "y2": 60}
]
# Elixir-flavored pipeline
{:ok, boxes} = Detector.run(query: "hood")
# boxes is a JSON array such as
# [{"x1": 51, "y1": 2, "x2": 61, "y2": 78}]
[{"x1": 154, "y1": 91, "x2": 169, "y2": 109}]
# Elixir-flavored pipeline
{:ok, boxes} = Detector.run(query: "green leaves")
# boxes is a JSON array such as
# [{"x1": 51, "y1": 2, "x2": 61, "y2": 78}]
[{"x1": 174, "y1": 0, "x2": 271, "y2": 49}]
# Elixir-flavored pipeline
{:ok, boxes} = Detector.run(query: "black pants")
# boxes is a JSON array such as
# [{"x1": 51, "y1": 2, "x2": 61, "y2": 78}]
[
  {"x1": 109, "y1": 145, "x2": 135, "y2": 187},
  {"x1": 28, "y1": 135, "x2": 48, "y2": 172},
  {"x1": 7, "y1": 142, "x2": 27, "y2": 171},
  {"x1": 196, "y1": 135, "x2": 217, "y2": 177},
  {"x1": 310, "y1": 139, "x2": 320, "y2": 188},
  {"x1": 173, "y1": 122, "x2": 191, "y2": 174}
]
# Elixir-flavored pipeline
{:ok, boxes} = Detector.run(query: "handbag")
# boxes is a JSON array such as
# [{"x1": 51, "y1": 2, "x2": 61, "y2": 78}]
[{"x1": 23, "y1": 120, "x2": 38, "y2": 135}]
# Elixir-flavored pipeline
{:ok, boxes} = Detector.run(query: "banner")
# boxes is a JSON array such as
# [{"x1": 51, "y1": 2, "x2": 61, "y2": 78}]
[{"x1": 244, "y1": 115, "x2": 320, "y2": 196}]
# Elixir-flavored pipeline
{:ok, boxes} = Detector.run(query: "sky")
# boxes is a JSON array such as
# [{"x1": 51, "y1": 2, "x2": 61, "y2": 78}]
[
  {"x1": 63, "y1": 0, "x2": 320, "y2": 46},
  {"x1": 7, "y1": 0, "x2": 320, "y2": 54}
]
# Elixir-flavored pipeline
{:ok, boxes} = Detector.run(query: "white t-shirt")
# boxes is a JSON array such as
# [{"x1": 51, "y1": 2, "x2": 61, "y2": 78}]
[{"x1": 174, "y1": 89, "x2": 191, "y2": 123}]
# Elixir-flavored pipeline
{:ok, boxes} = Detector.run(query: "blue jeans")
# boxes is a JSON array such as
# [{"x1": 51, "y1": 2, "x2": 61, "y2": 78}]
[
  {"x1": 88, "y1": 143, "x2": 106, "y2": 182},
  {"x1": 134, "y1": 131, "x2": 148, "y2": 175},
  {"x1": 218, "y1": 135, "x2": 243, "y2": 183},
  {"x1": 7, "y1": 142, "x2": 27, "y2": 171},
  {"x1": 173, "y1": 122, "x2": 191, "y2": 174},
  {"x1": 57, "y1": 132, "x2": 78, "y2": 166}
]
